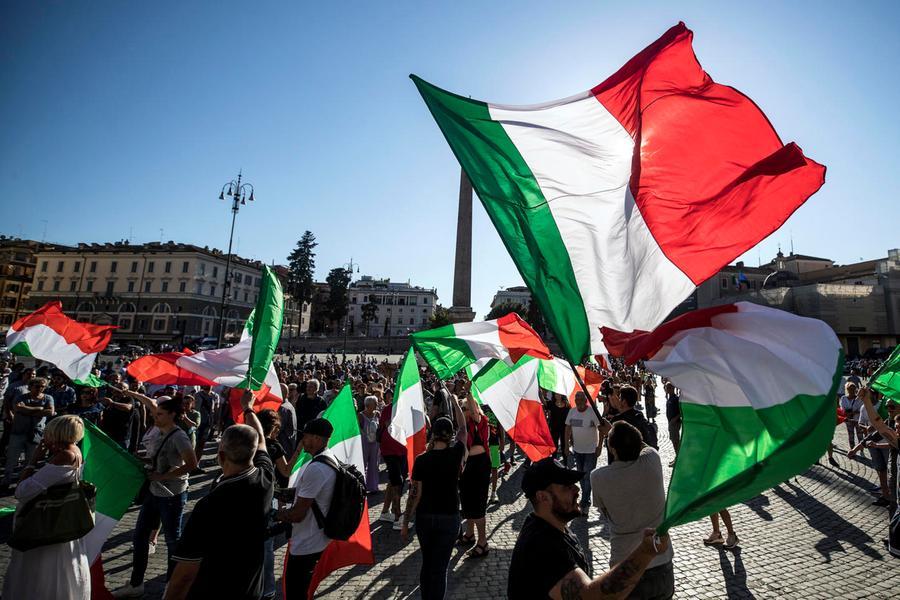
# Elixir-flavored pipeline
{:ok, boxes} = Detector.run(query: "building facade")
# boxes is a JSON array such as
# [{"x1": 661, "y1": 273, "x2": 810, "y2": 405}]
[
  {"x1": 346, "y1": 276, "x2": 438, "y2": 338},
  {"x1": 490, "y1": 285, "x2": 532, "y2": 312},
  {"x1": 26, "y1": 241, "x2": 306, "y2": 346},
  {"x1": 695, "y1": 249, "x2": 900, "y2": 357},
  {"x1": 0, "y1": 238, "x2": 70, "y2": 333}
]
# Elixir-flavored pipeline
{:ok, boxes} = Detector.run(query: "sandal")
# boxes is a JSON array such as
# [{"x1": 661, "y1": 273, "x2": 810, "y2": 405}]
[
  {"x1": 456, "y1": 533, "x2": 475, "y2": 546},
  {"x1": 467, "y1": 542, "x2": 490, "y2": 558}
]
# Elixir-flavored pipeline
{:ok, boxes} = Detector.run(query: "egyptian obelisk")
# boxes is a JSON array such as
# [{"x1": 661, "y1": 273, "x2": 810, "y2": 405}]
[{"x1": 448, "y1": 168, "x2": 476, "y2": 323}]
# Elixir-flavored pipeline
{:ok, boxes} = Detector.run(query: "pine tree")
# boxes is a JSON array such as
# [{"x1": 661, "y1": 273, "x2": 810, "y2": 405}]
[{"x1": 287, "y1": 231, "x2": 317, "y2": 313}]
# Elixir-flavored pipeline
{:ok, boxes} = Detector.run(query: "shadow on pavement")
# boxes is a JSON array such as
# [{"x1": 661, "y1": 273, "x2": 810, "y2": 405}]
[
  {"x1": 772, "y1": 480, "x2": 882, "y2": 563},
  {"x1": 718, "y1": 546, "x2": 756, "y2": 600}
]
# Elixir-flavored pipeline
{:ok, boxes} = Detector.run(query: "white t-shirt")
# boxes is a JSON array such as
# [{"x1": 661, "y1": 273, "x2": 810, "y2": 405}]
[
  {"x1": 840, "y1": 395, "x2": 863, "y2": 421},
  {"x1": 565, "y1": 407, "x2": 600, "y2": 454},
  {"x1": 289, "y1": 447, "x2": 337, "y2": 556}
]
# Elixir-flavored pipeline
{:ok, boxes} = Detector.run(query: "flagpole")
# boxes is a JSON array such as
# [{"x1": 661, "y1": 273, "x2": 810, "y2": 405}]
[{"x1": 568, "y1": 359, "x2": 610, "y2": 427}]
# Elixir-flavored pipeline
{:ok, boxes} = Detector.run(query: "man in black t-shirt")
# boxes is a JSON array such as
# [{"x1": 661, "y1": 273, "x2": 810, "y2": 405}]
[
  {"x1": 608, "y1": 386, "x2": 658, "y2": 460},
  {"x1": 166, "y1": 392, "x2": 275, "y2": 600},
  {"x1": 508, "y1": 457, "x2": 669, "y2": 599}
]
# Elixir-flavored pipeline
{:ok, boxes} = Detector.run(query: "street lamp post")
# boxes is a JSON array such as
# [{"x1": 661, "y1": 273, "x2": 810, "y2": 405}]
[{"x1": 216, "y1": 170, "x2": 255, "y2": 347}]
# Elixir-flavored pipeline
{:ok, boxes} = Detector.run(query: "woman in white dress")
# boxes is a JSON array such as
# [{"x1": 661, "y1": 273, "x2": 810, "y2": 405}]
[{"x1": 3, "y1": 414, "x2": 91, "y2": 600}]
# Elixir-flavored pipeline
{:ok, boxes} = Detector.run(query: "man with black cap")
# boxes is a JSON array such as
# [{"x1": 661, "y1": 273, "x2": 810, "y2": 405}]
[
  {"x1": 276, "y1": 416, "x2": 336, "y2": 598},
  {"x1": 508, "y1": 457, "x2": 669, "y2": 599}
]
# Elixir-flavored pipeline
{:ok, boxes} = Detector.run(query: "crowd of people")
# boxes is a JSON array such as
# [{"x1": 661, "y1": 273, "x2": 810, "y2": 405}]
[{"x1": 0, "y1": 348, "x2": 896, "y2": 599}]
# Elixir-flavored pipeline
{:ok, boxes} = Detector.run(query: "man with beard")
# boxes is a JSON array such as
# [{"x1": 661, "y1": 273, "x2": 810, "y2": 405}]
[{"x1": 508, "y1": 457, "x2": 669, "y2": 599}]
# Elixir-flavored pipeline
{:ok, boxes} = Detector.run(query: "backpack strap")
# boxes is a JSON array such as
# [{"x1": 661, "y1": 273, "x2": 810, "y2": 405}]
[{"x1": 309, "y1": 453, "x2": 339, "y2": 530}]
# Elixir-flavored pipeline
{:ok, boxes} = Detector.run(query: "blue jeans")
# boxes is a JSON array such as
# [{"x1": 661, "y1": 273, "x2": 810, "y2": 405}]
[
  {"x1": 415, "y1": 513, "x2": 461, "y2": 600},
  {"x1": 263, "y1": 537, "x2": 276, "y2": 598},
  {"x1": 131, "y1": 491, "x2": 187, "y2": 586},
  {"x1": 573, "y1": 452, "x2": 597, "y2": 507},
  {"x1": 2, "y1": 433, "x2": 37, "y2": 485}
]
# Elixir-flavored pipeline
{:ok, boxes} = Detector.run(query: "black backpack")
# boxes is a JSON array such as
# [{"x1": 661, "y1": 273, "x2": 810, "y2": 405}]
[{"x1": 310, "y1": 454, "x2": 366, "y2": 541}]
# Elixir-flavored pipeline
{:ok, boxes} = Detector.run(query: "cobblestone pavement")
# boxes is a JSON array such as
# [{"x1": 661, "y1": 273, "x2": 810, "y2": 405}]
[{"x1": 1, "y1": 407, "x2": 898, "y2": 598}]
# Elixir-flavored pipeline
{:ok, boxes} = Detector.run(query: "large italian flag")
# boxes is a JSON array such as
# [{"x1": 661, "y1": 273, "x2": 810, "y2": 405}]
[
  {"x1": 410, "y1": 312, "x2": 551, "y2": 380},
  {"x1": 7, "y1": 302, "x2": 114, "y2": 386},
  {"x1": 608, "y1": 302, "x2": 843, "y2": 532},
  {"x1": 470, "y1": 356, "x2": 555, "y2": 461},
  {"x1": 536, "y1": 357, "x2": 604, "y2": 406},
  {"x1": 288, "y1": 385, "x2": 374, "y2": 599},
  {"x1": 127, "y1": 266, "x2": 284, "y2": 420},
  {"x1": 412, "y1": 22, "x2": 825, "y2": 363},
  {"x1": 388, "y1": 351, "x2": 427, "y2": 476},
  {"x1": 81, "y1": 420, "x2": 146, "y2": 598}
]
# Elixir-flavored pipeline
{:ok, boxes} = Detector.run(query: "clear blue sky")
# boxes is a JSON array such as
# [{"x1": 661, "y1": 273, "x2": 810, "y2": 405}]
[{"x1": 2, "y1": 1, "x2": 898, "y2": 318}]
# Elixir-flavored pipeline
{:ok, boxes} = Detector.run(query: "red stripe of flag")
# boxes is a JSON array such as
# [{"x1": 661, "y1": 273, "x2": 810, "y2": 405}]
[{"x1": 12, "y1": 301, "x2": 116, "y2": 354}]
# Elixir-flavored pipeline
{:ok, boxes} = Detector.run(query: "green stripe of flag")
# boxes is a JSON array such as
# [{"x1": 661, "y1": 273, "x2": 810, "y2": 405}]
[
  {"x1": 247, "y1": 266, "x2": 284, "y2": 390},
  {"x1": 410, "y1": 323, "x2": 478, "y2": 380},
  {"x1": 411, "y1": 75, "x2": 591, "y2": 364},
  {"x1": 291, "y1": 385, "x2": 358, "y2": 474},
  {"x1": 82, "y1": 419, "x2": 146, "y2": 519}
]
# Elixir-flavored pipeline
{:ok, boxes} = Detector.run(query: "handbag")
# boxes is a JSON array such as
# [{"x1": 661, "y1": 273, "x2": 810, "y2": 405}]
[
  {"x1": 134, "y1": 429, "x2": 179, "y2": 505},
  {"x1": 8, "y1": 476, "x2": 97, "y2": 552}
]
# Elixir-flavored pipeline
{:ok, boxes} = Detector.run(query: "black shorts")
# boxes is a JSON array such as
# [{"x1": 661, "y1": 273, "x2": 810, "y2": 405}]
[
  {"x1": 384, "y1": 454, "x2": 408, "y2": 488},
  {"x1": 460, "y1": 452, "x2": 492, "y2": 519}
]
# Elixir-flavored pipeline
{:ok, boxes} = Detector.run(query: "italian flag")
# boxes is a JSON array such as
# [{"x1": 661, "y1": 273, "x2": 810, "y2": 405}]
[
  {"x1": 81, "y1": 420, "x2": 146, "y2": 598},
  {"x1": 412, "y1": 22, "x2": 825, "y2": 363},
  {"x1": 470, "y1": 356, "x2": 555, "y2": 461},
  {"x1": 608, "y1": 302, "x2": 844, "y2": 532},
  {"x1": 6, "y1": 302, "x2": 114, "y2": 386},
  {"x1": 536, "y1": 358, "x2": 604, "y2": 406},
  {"x1": 127, "y1": 266, "x2": 284, "y2": 420},
  {"x1": 870, "y1": 344, "x2": 900, "y2": 405},
  {"x1": 388, "y1": 351, "x2": 427, "y2": 476},
  {"x1": 288, "y1": 385, "x2": 374, "y2": 599},
  {"x1": 410, "y1": 312, "x2": 551, "y2": 380}
]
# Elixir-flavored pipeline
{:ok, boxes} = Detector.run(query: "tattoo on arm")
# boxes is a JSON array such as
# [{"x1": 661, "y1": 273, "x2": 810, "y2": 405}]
[
  {"x1": 560, "y1": 572, "x2": 585, "y2": 600},
  {"x1": 597, "y1": 551, "x2": 647, "y2": 596}
]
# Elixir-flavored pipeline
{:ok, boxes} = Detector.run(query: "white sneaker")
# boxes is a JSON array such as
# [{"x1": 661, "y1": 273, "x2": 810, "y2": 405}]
[
  {"x1": 393, "y1": 517, "x2": 413, "y2": 530},
  {"x1": 378, "y1": 512, "x2": 395, "y2": 523},
  {"x1": 147, "y1": 540, "x2": 156, "y2": 555},
  {"x1": 111, "y1": 583, "x2": 144, "y2": 598}
]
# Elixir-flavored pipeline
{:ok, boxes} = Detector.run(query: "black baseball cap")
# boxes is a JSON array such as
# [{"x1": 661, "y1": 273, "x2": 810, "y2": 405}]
[
  {"x1": 521, "y1": 457, "x2": 585, "y2": 500},
  {"x1": 302, "y1": 418, "x2": 334, "y2": 439}
]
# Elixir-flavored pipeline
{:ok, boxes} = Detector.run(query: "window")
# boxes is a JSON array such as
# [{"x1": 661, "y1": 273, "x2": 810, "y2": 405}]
[
  {"x1": 128, "y1": 281, "x2": 135, "y2": 292},
  {"x1": 73, "y1": 262, "x2": 80, "y2": 273},
  {"x1": 131, "y1": 261, "x2": 138, "y2": 273},
  {"x1": 409, "y1": 318, "x2": 414, "y2": 325},
  {"x1": 210, "y1": 285, "x2": 216, "y2": 297},
  {"x1": 182, "y1": 261, "x2": 189, "y2": 273},
  {"x1": 119, "y1": 318, "x2": 132, "y2": 331},
  {"x1": 244, "y1": 292, "x2": 248, "y2": 302},
  {"x1": 86, "y1": 281, "x2": 93, "y2": 292},
  {"x1": 720, "y1": 277, "x2": 728, "y2": 289},
  {"x1": 106, "y1": 281, "x2": 114, "y2": 295},
  {"x1": 144, "y1": 281, "x2": 151, "y2": 292},
  {"x1": 234, "y1": 290, "x2": 239, "y2": 300},
  {"x1": 212, "y1": 266, "x2": 218, "y2": 278},
  {"x1": 90, "y1": 261, "x2": 97, "y2": 273},
  {"x1": 57, "y1": 261, "x2": 64, "y2": 272},
  {"x1": 69, "y1": 281, "x2": 77, "y2": 292},
  {"x1": 110, "y1": 261, "x2": 117, "y2": 273},
  {"x1": 147, "y1": 261, "x2": 155, "y2": 273},
  {"x1": 37, "y1": 280, "x2": 45, "y2": 291},
  {"x1": 351, "y1": 296, "x2": 357, "y2": 304},
  {"x1": 162, "y1": 281, "x2": 169, "y2": 292},
  {"x1": 235, "y1": 273, "x2": 243, "y2": 284},
  {"x1": 196, "y1": 283, "x2": 203, "y2": 295},
  {"x1": 179, "y1": 281, "x2": 186, "y2": 293},
  {"x1": 424, "y1": 297, "x2": 429, "y2": 304},
  {"x1": 199, "y1": 263, "x2": 206, "y2": 276},
  {"x1": 53, "y1": 280, "x2": 60, "y2": 291},
  {"x1": 138, "y1": 319, "x2": 147, "y2": 330},
  {"x1": 153, "y1": 319, "x2": 167, "y2": 331},
  {"x1": 164, "y1": 261, "x2": 171, "y2": 273},
  {"x1": 41, "y1": 261, "x2": 48, "y2": 272},
  {"x1": 363, "y1": 295, "x2": 368, "y2": 303}
]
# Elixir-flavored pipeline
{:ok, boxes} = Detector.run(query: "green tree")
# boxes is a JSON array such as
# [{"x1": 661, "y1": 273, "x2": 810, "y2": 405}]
[
  {"x1": 361, "y1": 301, "x2": 378, "y2": 336},
  {"x1": 325, "y1": 267, "x2": 352, "y2": 332},
  {"x1": 287, "y1": 231, "x2": 317, "y2": 313},
  {"x1": 485, "y1": 301, "x2": 527, "y2": 321},
  {"x1": 428, "y1": 304, "x2": 452, "y2": 328}
]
